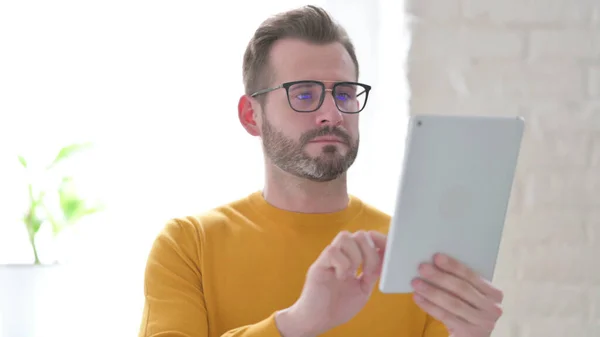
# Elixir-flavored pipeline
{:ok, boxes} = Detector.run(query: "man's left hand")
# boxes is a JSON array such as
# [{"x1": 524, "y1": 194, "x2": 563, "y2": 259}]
[{"x1": 411, "y1": 253, "x2": 504, "y2": 337}]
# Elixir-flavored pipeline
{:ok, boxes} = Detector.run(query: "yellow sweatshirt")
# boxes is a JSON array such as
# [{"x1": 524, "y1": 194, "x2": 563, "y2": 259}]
[{"x1": 138, "y1": 191, "x2": 449, "y2": 337}]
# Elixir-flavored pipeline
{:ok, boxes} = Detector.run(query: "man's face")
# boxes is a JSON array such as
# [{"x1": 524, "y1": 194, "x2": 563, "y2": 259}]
[{"x1": 256, "y1": 39, "x2": 361, "y2": 182}]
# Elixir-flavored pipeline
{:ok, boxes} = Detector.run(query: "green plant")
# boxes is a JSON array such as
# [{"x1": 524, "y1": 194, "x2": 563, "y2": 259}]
[{"x1": 17, "y1": 142, "x2": 102, "y2": 264}]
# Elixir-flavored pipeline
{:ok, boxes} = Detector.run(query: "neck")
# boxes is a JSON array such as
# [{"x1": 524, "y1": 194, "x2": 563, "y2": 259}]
[{"x1": 262, "y1": 164, "x2": 349, "y2": 214}]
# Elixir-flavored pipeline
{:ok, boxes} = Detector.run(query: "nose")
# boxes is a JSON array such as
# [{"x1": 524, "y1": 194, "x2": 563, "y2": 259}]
[{"x1": 314, "y1": 90, "x2": 343, "y2": 126}]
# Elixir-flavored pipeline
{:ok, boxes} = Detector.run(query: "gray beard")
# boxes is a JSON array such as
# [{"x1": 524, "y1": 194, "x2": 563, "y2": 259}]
[{"x1": 261, "y1": 116, "x2": 359, "y2": 182}]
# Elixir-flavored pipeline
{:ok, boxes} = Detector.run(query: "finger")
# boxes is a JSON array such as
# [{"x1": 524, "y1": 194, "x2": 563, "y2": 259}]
[
  {"x1": 412, "y1": 278, "x2": 496, "y2": 331},
  {"x1": 418, "y1": 263, "x2": 502, "y2": 321},
  {"x1": 313, "y1": 244, "x2": 348, "y2": 273},
  {"x1": 412, "y1": 293, "x2": 493, "y2": 335},
  {"x1": 434, "y1": 254, "x2": 504, "y2": 303},
  {"x1": 352, "y1": 231, "x2": 380, "y2": 275},
  {"x1": 327, "y1": 246, "x2": 352, "y2": 280},
  {"x1": 367, "y1": 230, "x2": 387, "y2": 251},
  {"x1": 332, "y1": 231, "x2": 362, "y2": 276}
]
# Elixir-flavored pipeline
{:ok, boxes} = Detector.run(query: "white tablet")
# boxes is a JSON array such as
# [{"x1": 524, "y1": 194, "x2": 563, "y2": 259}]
[{"x1": 379, "y1": 114, "x2": 525, "y2": 294}]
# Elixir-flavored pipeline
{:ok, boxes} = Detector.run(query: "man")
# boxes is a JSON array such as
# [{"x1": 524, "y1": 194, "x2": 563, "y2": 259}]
[{"x1": 138, "y1": 5, "x2": 503, "y2": 337}]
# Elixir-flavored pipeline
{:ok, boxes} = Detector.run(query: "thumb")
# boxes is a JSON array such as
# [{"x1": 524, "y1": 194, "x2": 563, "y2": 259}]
[
  {"x1": 359, "y1": 267, "x2": 380, "y2": 294},
  {"x1": 359, "y1": 245, "x2": 386, "y2": 293},
  {"x1": 359, "y1": 232, "x2": 386, "y2": 293}
]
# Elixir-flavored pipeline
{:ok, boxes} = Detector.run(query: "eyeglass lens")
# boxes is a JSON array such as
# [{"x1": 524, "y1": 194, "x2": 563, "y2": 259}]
[{"x1": 287, "y1": 82, "x2": 367, "y2": 113}]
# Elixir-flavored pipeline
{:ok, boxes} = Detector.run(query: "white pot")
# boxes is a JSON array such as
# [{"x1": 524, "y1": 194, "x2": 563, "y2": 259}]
[{"x1": 0, "y1": 264, "x2": 65, "y2": 337}]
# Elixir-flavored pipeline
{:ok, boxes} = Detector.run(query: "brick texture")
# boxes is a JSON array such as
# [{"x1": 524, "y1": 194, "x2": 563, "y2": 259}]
[
  {"x1": 405, "y1": 0, "x2": 600, "y2": 336},
  {"x1": 529, "y1": 30, "x2": 600, "y2": 59},
  {"x1": 461, "y1": 0, "x2": 595, "y2": 25},
  {"x1": 590, "y1": 67, "x2": 600, "y2": 97}
]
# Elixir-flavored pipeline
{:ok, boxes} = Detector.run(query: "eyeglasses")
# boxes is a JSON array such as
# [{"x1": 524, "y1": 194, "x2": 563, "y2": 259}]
[{"x1": 250, "y1": 80, "x2": 371, "y2": 114}]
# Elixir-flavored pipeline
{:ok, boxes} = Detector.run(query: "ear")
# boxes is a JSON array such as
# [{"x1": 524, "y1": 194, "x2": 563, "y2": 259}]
[{"x1": 238, "y1": 95, "x2": 261, "y2": 137}]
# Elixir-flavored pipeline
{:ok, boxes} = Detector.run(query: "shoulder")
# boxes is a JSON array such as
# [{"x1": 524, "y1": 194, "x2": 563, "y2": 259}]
[
  {"x1": 359, "y1": 198, "x2": 391, "y2": 220},
  {"x1": 146, "y1": 194, "x2": 254, "y2": 266},
  {"x1": 155, "y1": 193, "x2": 255, "y2": 245}
]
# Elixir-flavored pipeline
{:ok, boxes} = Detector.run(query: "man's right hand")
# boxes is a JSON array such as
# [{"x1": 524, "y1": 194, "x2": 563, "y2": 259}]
[{"x1": 275, "y1": 230, "x2": 387, "y2": 337}]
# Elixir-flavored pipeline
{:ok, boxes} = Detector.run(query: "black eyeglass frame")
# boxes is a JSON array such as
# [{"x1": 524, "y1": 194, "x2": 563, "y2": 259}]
[{"x1": 250, "y1": 80, "x2": 372, "y2": 114}]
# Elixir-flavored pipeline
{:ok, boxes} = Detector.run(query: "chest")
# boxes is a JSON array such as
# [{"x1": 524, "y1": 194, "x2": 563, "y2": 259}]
[
  {"x1": 201, "y1": 227, "x2": 323, "y2": 317},
  {"x1": 199, "y1": 229, "x2": 428, "y2": 337}
]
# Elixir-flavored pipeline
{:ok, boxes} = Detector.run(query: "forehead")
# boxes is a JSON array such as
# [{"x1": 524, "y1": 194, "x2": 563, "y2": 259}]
[{"x1": 268, "y1": 38, "x2": 356, "y2": 84}]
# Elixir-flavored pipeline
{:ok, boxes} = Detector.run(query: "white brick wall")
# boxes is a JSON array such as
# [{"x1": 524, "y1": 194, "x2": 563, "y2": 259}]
[{"x1": 405, "y1": 0, "x2": 600, "y2": 336}]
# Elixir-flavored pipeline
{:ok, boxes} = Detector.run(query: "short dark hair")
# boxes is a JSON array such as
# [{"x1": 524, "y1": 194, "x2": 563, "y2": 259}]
[{"x1": 242, "y1": 5, "x2": 360, "y2": 96}]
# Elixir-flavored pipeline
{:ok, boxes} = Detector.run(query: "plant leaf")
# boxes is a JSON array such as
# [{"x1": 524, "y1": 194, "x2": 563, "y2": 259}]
[
  {"x1": 18, "y1": 155, "x2": 28, "y2": 168},
  {"x1": 59, "y1": 184, "x2": 80, "y2": 222},
  {"x1": 31, "y1": 215, "x2": 43, "y2": 234},
  {"x1": 23, "y1": 207, "x2": 44, "y2": 237},
  {"x1": 57, "y1": 176, "x2": 101, "y2": 228},
  {"x1": 23, "y1": 183, "x2": 43, "y2": 236},
  {"x1": 49, "y1": 214, "x2": 64, "y2": 236},
  {"x1": 47, "y1": 142, "x2": 92, "y2": 170}
]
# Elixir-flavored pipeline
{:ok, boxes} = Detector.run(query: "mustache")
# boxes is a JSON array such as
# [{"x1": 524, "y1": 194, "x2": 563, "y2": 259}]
[{"x1": 300, "y1": 126, "x2": 352, "y2": 145}]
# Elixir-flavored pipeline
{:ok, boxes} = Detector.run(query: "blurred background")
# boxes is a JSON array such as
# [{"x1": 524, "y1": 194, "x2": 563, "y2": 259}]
[{"x1": 0, "y1": 0, "x2": 598, "y2": 336}]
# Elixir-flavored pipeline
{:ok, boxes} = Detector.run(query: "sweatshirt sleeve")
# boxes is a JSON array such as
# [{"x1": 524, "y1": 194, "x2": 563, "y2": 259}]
[{"x1": 138, "y1": 219, "x2": 282, "y2": 337}]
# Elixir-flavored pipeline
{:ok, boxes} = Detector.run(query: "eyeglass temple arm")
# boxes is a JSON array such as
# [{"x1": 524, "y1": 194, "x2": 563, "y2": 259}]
[{"x1": 250, "y1": 85, "x2": 283, "y2": 97}]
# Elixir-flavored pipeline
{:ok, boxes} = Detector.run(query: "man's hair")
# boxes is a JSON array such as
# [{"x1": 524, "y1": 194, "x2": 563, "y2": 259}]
[{"x1": 242, "y1": 5, "x2": 360, "y2": 97}]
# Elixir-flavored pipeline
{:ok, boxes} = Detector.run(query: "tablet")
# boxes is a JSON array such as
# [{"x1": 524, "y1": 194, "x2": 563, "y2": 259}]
[{"x1": 379, "y1": 114, "x2": 524, "y2": 294}]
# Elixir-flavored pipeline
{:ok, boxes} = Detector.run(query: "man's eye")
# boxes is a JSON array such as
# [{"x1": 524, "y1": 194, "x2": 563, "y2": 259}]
[
  {"x1": 336, "y1": 93, "x2": 351, "y2": 101},
  {"x1": 296, "y1": 93, "x2": 313, "y2": 100}
]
